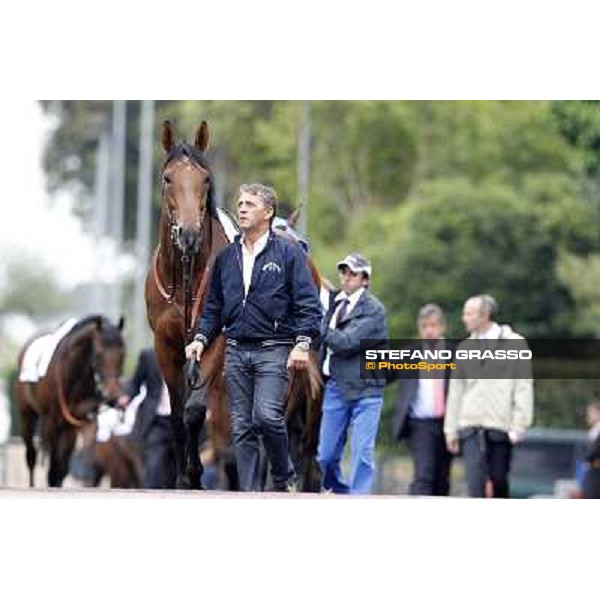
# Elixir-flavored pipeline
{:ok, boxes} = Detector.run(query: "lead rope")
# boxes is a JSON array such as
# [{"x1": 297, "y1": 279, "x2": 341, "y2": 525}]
[{"x1": 54, "y1": 350, "x2": 87, "y2": 428}]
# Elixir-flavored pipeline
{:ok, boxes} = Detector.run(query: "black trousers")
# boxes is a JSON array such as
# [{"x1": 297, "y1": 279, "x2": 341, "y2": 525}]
[
  {"x1": 582, "y1": 466, "x2": 600, "y2": 499},
  {"x1": 407, "y1": 418, "x2": 452, "y2": 496},
  {"x1": 460, "y1": 427, "x2": 513, "y2": 498},
  {"x1": 144, "y1": 415, "x2": 176, "y2": 489}
]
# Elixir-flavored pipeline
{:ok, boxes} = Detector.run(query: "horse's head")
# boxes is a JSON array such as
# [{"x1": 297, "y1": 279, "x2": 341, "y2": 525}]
[
  {"x1": 90, "y1": 316, "x2": 126, "y2": 405},
  {"x1": 161, "y1": 120, "x2": 215, "y2": 255}
]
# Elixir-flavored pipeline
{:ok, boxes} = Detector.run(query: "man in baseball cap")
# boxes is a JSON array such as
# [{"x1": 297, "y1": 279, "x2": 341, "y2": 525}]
[
  {"x1": 317, "y1": 250, "x2": 388, "y2": 494},
  {"x1": 336, "y1": 252, "x2": 372, "y2": 279}
]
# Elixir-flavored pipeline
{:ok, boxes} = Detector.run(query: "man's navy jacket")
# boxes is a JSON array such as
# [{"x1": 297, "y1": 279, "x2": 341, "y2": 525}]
[{"x1": 194, "y1": 232, "x2": 322, "y2": 348}]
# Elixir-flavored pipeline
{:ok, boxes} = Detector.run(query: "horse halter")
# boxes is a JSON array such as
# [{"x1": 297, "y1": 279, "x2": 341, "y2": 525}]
[
  {"x1": 155, "y1": 156, "x2": 214, "y2": 344},
  {"x1": 162, "y1": 156, "x2": 209, "y2": 251},
  {"x1": 90, "y1": 344, "x2": 122, "y2": 405}
]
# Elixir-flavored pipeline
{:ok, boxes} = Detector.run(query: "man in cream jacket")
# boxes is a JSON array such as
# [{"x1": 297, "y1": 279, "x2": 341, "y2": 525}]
[{"x1": 444, "y1": 295, "x2": 534, "y2": 498}]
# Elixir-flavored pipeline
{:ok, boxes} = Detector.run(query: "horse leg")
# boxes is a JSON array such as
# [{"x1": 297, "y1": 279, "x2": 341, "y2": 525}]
[
  {"x1": 20, "y1": 403, "x2": 39, "y2": 488},
  {"x1": 48, "y1": 429, "x2": 77, "y2": 488},
  {"x1": 170, "y1": 399, "x2": 189, "y2": 489},
  {"x1": 183, "y1": 390, "x2": 206, "y2": 491},
  {"x1": 181, "y1": 341, "x2": 226, "y2": 490}
]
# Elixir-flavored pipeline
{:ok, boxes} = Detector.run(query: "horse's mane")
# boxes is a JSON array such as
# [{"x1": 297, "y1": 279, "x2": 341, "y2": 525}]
[
  {"x1": 70, "y1": 315, "x2": 123, "y2": 348},
  {"x1": 163, "y1": 142, "x2": 217, "y2": 218}
]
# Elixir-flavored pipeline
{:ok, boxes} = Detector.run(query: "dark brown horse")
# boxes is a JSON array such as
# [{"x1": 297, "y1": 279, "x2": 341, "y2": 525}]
[{"x1": 15, "y1": 315, "x2": 126, "y2": 487}]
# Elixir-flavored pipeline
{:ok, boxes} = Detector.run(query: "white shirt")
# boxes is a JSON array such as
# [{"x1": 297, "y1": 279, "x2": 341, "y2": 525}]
[
  {"x1": 156, "y1": 382, "x2": 171, "y2": 416},
  {"x1": 323, "y1": 287, "x2": 366, "y2": 377},
  {"x1": 241, "y1": 231, "x2": 270, "y2": 297}
]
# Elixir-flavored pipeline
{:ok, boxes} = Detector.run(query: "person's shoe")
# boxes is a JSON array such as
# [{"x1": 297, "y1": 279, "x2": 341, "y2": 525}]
[{"x1": 273, "y1": 481, "x2": 298, "y2": 493}]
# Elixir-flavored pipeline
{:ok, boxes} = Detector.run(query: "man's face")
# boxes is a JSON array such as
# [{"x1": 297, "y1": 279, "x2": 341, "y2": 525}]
[
  {"x1": 338, "y1": 266, "x2": 366, "y2": 295},
  {"x1": 462, "y1": 299, "x2": 485, "y2": 333},
  {"x1": 237, "y1": 192, "x2": 272, "y2": 232},
  {"x1": 418, "y1": 315, "x2": 445, "y2": 340}
]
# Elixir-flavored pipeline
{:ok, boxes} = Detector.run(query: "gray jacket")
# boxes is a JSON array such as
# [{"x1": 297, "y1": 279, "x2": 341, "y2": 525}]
[
  {"x1": 444, "y1": 324, "x2": 534, "y2": 439},
  {"x1": 321, "y1": 289, "x2": 388, "y2": 401}
]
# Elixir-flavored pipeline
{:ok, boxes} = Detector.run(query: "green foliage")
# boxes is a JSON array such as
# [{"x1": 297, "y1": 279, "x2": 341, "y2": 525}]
[
  {"x1": 345, "y1": 177, "x2": 595, "y2": 338},
  {"x1": 534, "y1": 379, "x2": 600, "y2": 429},
  {"x1": 557, "y1": 252, "x2": 600, "y2": 336},
  {"x1": 552, "y1": 100, "x2": 600, "y2": 175}
]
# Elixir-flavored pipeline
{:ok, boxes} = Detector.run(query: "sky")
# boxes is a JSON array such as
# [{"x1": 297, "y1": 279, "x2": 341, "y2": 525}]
[{"x1": 0, "y1": 101, "x2": 134, "y2": 290}]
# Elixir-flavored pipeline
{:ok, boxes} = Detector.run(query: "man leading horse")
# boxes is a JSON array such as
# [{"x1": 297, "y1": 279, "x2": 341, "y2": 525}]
[{"x1": 185, "y1": 183, "x2": 322, "y2": 492}]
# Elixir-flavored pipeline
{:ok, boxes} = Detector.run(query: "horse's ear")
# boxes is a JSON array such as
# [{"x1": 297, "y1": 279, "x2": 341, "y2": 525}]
[
  {"x1": 118, "y1": 316, "x2": 125, "y2": 331},
  {"x1": 162, "y1": 120, "x2": 177, "y2": 152},
  {"x1": 288, "y1": 206, "x2": 302, "y2": 228},
  {"x1": 194, "y1": 120, "x2": 209, "y2": 152}
]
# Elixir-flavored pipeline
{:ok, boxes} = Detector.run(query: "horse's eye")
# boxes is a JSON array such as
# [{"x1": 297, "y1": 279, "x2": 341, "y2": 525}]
[{"x1": 164, "y1": 175, "x2": 172, "y2": 185}]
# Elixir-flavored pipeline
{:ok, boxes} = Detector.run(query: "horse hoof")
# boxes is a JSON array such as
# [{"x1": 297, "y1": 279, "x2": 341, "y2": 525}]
[
  {"x1": 186, "y1": 471, "x2": 203, "y2": 490},
  {"x1": 176, "y1": 475, "x2": 191, "y2": 490}
]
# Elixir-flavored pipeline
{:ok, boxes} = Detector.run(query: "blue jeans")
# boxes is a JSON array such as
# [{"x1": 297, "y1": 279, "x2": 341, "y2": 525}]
[
  {"x1": 317, "y1": 379, "x2": 383, "y2": 494},
  {"x1": 224, "y1": 344, "x2": 295, "y2": 491}
]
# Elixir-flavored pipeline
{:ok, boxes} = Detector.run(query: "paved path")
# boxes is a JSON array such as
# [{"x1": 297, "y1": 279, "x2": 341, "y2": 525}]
[{"x1": 0, "y1": 486, "x2": 412, "y2": 499}]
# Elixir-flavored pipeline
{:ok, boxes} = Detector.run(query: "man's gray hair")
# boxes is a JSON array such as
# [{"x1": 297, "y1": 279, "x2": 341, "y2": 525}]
[
  {"x1": 239, "y1": 183, "x2": 278, "y2": 211},
  {"x1": 417, "y1": 303, "x2": 446, "y2": 325},
  {"x1": 469, "y1": 294, "x2": 498, "y2": 319}
]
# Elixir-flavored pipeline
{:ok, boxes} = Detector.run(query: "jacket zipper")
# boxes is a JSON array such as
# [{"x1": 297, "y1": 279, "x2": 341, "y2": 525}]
[
  {"x1": 234, "y1": 244, "x2": 246, "y2": 308},
  {"x1": 237, "y1": 233, "x2": 274, "y2": 308}
]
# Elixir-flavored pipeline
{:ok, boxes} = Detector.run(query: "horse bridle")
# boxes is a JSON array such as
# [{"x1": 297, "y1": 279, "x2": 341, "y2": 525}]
[
  {"x1": 55, "y1": 332, "x2": 122, "y2": 428},
  {"x1": 90, "y1": 344, "x2": 121, "y2": 403},
  {"x1": 154, "y1": 159, "x2": 214, "y2": 344}
]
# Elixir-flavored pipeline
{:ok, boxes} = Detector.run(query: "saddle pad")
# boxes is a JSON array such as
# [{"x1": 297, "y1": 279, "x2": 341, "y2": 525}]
[
  {"x1": 216, "y1": 207, "x2": 240, "y2": 243},
  {"x1": 19, "y1": 318, "x2": 79, "y2": 383}
]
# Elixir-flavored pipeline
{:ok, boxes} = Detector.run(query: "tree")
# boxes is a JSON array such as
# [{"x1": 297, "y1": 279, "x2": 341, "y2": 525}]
[{"x1": 0, "y1": 253, "x2": 68, "y2": 318}]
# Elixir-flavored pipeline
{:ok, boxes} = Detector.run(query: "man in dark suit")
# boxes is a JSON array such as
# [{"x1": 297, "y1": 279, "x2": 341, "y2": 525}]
[
  {"x1": 392, "y1": 304, "x2": 453, "y2": 496},
  {"x1": 127, "y1": 348, "x2": 175, "y2": 489}
]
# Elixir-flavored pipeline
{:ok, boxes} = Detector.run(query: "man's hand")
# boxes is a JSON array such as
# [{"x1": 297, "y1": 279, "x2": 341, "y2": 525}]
[
  {"x1": 287, "y1": 344, "x2": 310, "y2": 371},
  {"x1": 508, "y1": 430, "x2": 526, "y2": 444},
  {"x1": 185, "y1": 340, "x2": 205, "y2": 362},
  {"x1": 117, "y1": 394, "x2": 130, "y2": 409},
  {"x1": 446, "y1": 436, "x2": 459, "y2": 455}
]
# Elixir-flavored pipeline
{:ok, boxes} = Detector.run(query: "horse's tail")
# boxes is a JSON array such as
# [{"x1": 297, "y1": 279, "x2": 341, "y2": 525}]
[{"x1": 286, "y1": 357, "x2": 322, "y2": 418}]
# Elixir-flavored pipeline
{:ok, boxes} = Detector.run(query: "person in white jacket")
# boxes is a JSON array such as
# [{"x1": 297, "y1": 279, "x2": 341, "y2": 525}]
[{"x1": 444, "y1": 294, "x2": 534, "y2": 497}]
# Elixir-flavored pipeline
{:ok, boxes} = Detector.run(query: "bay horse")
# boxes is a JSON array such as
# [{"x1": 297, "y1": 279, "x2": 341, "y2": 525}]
[
  {"x1": 145, "y1": 121, "x2": 231, "y2": 489},
  {"x1": 146, "y1": 120, "x2": 324, "y2": 491},
  {"x1": 15, "y1": 315, "x2": 126, "y2": 487}
]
